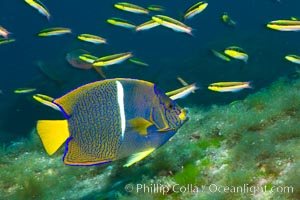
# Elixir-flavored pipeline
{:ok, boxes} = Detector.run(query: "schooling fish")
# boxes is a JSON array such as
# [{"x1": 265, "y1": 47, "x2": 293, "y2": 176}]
[
  {"x1": 166, "y1": 83, "x2": 199, "y2": 100},
  {"x1": 184, "y1": 1, "x2": 208, "y2": 20},
  {"x1": 77, "y1": 34, "x2": 107, "y2": 44},
  {"x1": 38, "y1": 27, "x2": 72, "y2": 37},
  {"x1": 224, "y1": 46, "x2": 248, "y2": 63},
  {"x1": 136, "y1": 20, "x2": 160, "y2": 32},
  {"x1": 221, "y1": 12, "x2": 236, "y2": 27},
  {"x1": 36, "y1": 78, "x2": 187, "y2": 167},
  {"x1": 24, "y1": 0, "x2": 50, "y2": 20},
  {"x1": 208, "y1": 81, "x2": 252, "y2": 92},
  {"x1": 285, "y1": 54, "x2": 300, "y2": 65},
  {"x1": 266, "y1": 20, "x2": 300, "y2": 31},
  {"x1": 0, "y1": 26, "x2": 11, "y2": 39},
  {"x1": 93, "y1": 52, "x2": 132, "y2": 67},
  {"x1": 114, "y1": 2, "x2": 149, "y2": 14},
  {"x1": 152, "y1": 15, "x2": 193, "y2": 35},
  {"x1": 107, "y1": 17, "x2": 136, "y2": 29}
]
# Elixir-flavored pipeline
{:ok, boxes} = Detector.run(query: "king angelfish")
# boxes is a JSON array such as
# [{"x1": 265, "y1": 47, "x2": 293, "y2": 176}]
[{"x1": 36, "y1": 78, "x2": 188, "y2": 167}]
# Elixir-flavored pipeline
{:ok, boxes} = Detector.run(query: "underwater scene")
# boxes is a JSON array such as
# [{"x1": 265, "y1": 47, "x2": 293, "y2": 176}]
[{"x1": 1, "y1": 0, "x2": 300, "y2": 199}]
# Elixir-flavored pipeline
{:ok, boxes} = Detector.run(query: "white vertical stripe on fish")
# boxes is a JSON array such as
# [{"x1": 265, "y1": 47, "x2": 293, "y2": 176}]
[{"x1": 116, "y1": 81, "x2": 126, "y2": 140}]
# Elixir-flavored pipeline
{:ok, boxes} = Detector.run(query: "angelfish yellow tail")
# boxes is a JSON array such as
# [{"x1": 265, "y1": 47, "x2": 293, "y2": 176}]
[{"x1": 36, "y1": 120, "x2": 69, "y2": 155}]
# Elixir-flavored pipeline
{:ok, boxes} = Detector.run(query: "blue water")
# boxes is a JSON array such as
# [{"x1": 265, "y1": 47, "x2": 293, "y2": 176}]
[{"x1": 0, "y1": 0, "x2": 299, "y2": 141}]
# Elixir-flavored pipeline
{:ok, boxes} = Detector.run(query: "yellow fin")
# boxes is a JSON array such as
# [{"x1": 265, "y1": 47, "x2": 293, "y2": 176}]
[
  {"x1": 129, "y1": 117, "x2": 153, "y2": 136},
  {"x1": 36, "y1": 120, "x2": 69, "y2": 155},
  {"x1": 123, "y1": 148, "x2": 156, "y2": 167}
]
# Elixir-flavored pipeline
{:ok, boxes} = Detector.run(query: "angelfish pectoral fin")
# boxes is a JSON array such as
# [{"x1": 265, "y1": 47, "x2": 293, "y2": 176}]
[
  {"x1": 36, "y1": 120, "x2": 69, "y2": 155},
  {"x1": 123, "y1": 148, "x2": 156, "y2": 167},
  {"x1": 128, "y1": 117, "x2": 153, "y2": 136}
]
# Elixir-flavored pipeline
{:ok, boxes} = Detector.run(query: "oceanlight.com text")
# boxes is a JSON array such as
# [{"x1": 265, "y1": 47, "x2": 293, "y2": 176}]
[{"x1": 124, "y1": 183, "x2": 294, "y2": 196}]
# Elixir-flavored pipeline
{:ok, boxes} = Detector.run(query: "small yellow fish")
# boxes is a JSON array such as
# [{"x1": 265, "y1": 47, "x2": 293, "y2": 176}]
[
  {"x1": 211, "y1": 49, "x2": 231, "y2": 62},
  {"x1": 93, "y1": 52, "x2": 132, "y2": 67},
  {"x1": 285, "y1": 55, "x2": 300, "y2": 65},
  {"x1": 114, "y1": 2, "x2": 149, "y2": 14},
  {"x1": 266, "y1": 20, "x2": 300, "y2": 31},
  {"x1": 147, "y1": 5, "x2": 165, "y2": 12},
  {"x1": 177, "y1": 77, "x2": 195, "y2": 93},
  {"x1": 0, "y1": 26, "x2": 11, "y2": 39},
  {"x1": 33, "y1": 94, "x2": 61, "y2": 111},
  {"x1": 79, "y1": 54, "x2": 99, "y2": 64},
  {"x1": 77, "y1": 34, "x2": 106, "y2": 44},
  {"x1": 38, "y1": 27, "x2": 72, "y2": 37},
  {"x1": 291, "y1": 17, "x2": 299, "y2": 21},
  {"x1": 177, "y1": 77, "x2": 188, "y2": 86},
  {"x1": 0, "y1": 38, "x2": 15, "y2": 45},
  {"x1": 129, "y1": 58, "x2": 149, "y2": 66},
  {"x1": 24, "y1": 0, "x2": 50, "y2": 20},
  {"x1": 221, "y1": 12, "x2": 236, "y2": 26},
  {"x1": 136, "y1": 20, "x2": 160, "y2": 32},
  {"x1": 224, "y1": 46, "x2": 248, "y2": 63},
  {"x1": 208, "y1": 82, "x2": 252, "y2": 92},
  {"x1": 14, "y1": 88, "x2": 37, "y2": 94},
  {"x1": 184, "y1": 1, "x2": 208, "y2": 20},
  {"x1": 166, "y1": 83, "x2": 199, "y2": 100},
  {"x1": 107, "y1": 18, "x2": 136, "y2": 29},
  {"x1": 152, "y1": 15, "x2": 193, "y2": 35}
]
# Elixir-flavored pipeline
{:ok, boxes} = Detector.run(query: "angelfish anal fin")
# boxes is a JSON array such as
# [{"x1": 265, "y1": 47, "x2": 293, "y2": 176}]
[{"x1": 123, "y1": 148, "x2": 156, "y2": 167}]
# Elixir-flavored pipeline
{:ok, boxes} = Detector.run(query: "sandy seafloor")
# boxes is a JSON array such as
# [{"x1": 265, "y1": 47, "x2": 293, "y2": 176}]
[{"x1": 1, "y1": 0, "x2": 300, "y2": 199}]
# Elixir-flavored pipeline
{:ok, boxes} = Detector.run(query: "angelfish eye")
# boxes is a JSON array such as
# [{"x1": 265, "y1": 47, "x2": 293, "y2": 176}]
[{"x1": 167, "y1": 102, "x2": 174, "y2": 110}]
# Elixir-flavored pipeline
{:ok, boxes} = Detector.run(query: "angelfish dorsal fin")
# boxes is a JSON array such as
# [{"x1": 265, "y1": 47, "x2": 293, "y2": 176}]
[
  {"x1": 123, "y1": 148, "x2": 156, "y2": 167},
  {"x1": 54, "y1": 81, "x2": 107, "y2": 116},
  {"x1": 129, "y1": 117, "x2": 153, "y2": 136}
]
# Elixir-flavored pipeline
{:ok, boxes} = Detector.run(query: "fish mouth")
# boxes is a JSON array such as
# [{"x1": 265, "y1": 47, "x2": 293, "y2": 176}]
[{"x1": 179, "y1": 109, "x2": 188, "y2": 121}]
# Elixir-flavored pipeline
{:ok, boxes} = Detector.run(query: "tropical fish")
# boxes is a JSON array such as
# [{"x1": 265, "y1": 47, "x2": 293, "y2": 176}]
[
  {"x1": 38, "y1": 27, "x2": 72, "y2": 37},
  {"x1": 224, "y1": 46, "x2": 248, "y2": 63},
  {"x1": 147, "y1": 5, "x2": 165, "y2": 12},
  {"x1": 66, "y1": 49, "x2": 106, "y2": 78},
  {"x1": 36, "y1": 78, "x2": 187, "y2": 167},
  {"x1": 177, "y1": 77, "x2": 189, "y2": 86},
  {"x1": 129, "y1": 58, "x2": 149, "y2": 66},
  {"x1": 0, "y1": 26, "x2": 11, "y2": 39},
  {"x1": 0, "y1": 38, "x2": 15, "y2": 45},
  {"x1": 77, "y1": 34, "x2": 107, "y2": 44},
  {"x1": 221, "y1": 12, "x2": 236, "y2": 26},
  {"x1": 93, "y1": 52, "x2": 132, "y2": 67},
  {"x1": 184, "y1": 1, "x2": 208, "y2": 20},
  {"x1": 107, "y1": 18, "x2": 136, "y2": 29},
  {"x1": 136, "y1": 20, "x2": 160, "y2": 32},
  {"x1": 266, "y1": 20, "x2": 300, "y2": 31},
  {"x1": 114, "y1": 2, "x2": 149, "y2": 14},
  {"x1": 177, "y1": 77, "x2": 195, "y2": 93},
  {"x1": 24, "y1": 0, "x2": 50, "y2": 20},
  {"x1": 285, "y1": 55, "x2": 300, "y2": 65},
  {"x1": 152, "y1": 15, "x2": 193, "y2": 35},
  {"x1": 14, "y1": 88, "x2": 37, "y2": 94},
  {"x1": 291, "y1": 17, "x2": 299, "y2": 21},
  {"x1": 208, "y1": 82, "x2": 252, "y2": 92},
  {"x1": 166, "y1": 83, "x2": 199, "y2": 100},
  {"x1": 79, "y1": 54, "x2": 99, "y2": 64},
  {"x1": 211, "y1": 49, "x2": 231, "y2": 62},
  {"x1": 33, "y1": 94, "x2": 61, "y2": 111}
]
